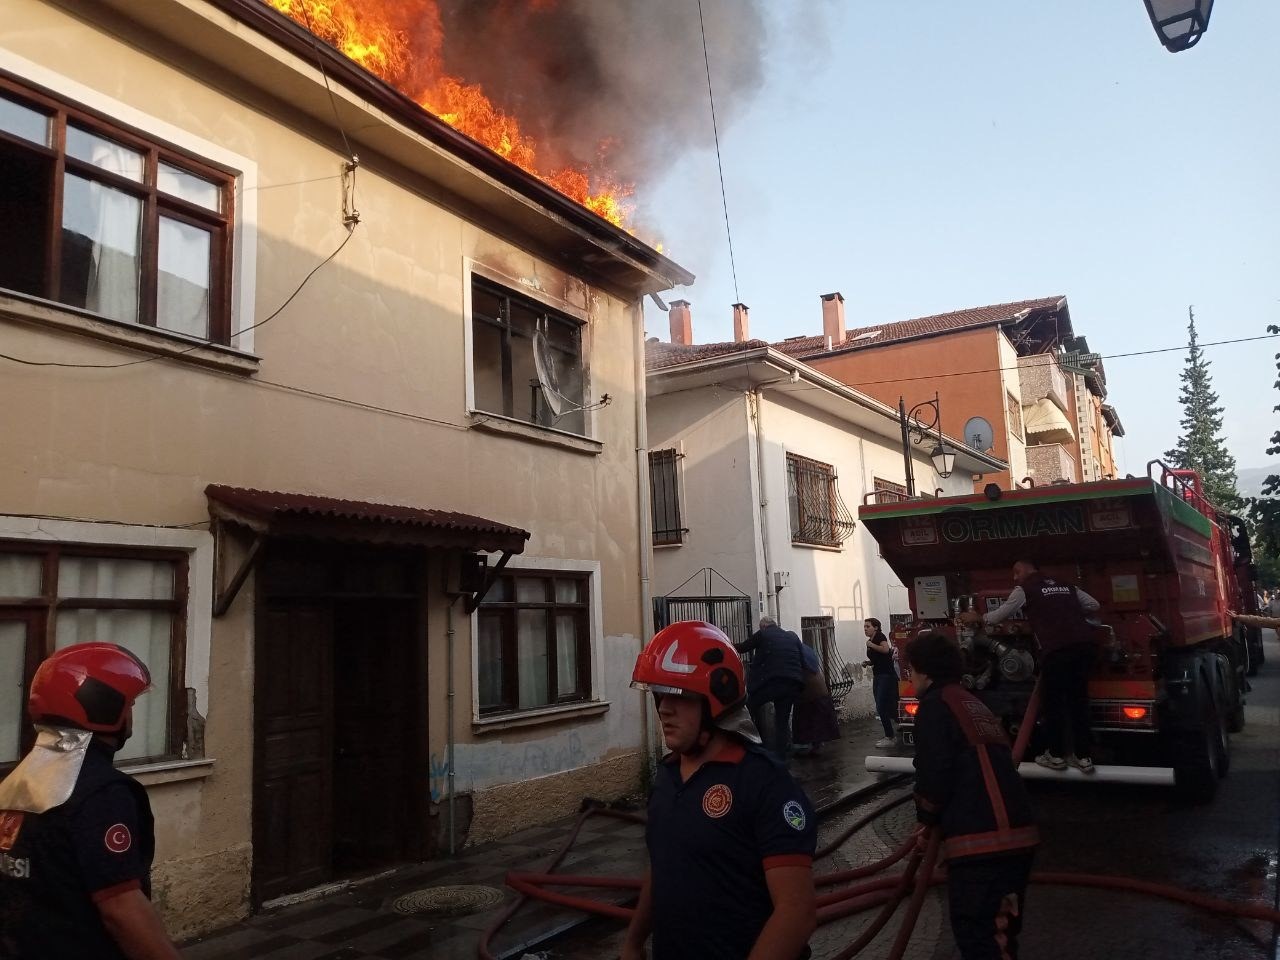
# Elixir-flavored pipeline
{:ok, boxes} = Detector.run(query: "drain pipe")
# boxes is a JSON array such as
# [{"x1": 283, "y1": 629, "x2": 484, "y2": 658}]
[
  {"x1": 751, "y1": 388, "x2": 776, "y2": 619},
  {"x1": 633, "y1": 299, "x2": 656, "y2": 764},
  {"x1": 444, "y1": 565, "x2": 458, "y2": 856}
]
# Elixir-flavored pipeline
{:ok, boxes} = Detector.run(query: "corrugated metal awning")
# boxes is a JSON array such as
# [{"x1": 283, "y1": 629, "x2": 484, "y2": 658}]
[
  {"x1": 1023, "y1": 398, "x2": 1075, "y2": 442},
  {"x1": 205, "y1": 485, "x2": 530, "y2": 554}
]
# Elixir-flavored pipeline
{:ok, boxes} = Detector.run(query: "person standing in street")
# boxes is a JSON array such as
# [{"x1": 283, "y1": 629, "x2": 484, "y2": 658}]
[
  {"x1": 0, "y1": 643, "x2": 180, "y2": 960},
  {"x1": 624, "y1": 621, "x2": 817, "y2": 960},
  {"x1": 907, "y1": 631, "x2": 1038, "y2": 960},
  {"x1": 960, "y1": 559, "x2": 1101, "y2": 773},
  {"x1": 864, "y1": 618, "x2": 899, "y2": 748},
  {"x1": 736, "y1": 616, "x2": 805, "y2": 760}
]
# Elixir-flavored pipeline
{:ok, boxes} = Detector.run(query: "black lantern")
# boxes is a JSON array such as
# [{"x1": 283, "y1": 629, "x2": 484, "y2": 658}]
[
  {"x1": 898, "y1": 392, "x2": 955, "y2": 497},
  {"x1": 1143, "y1": 0, "x2": 1214, "y2": 52}
]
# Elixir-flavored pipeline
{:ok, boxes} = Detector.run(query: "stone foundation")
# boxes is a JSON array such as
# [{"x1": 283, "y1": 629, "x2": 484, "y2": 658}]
[
  {"x1": 466, "y1": 751, "x2": 644, "y2": 845},
  {"x1": 151, "y1": 842, "x2": 252, "y2": 941}
]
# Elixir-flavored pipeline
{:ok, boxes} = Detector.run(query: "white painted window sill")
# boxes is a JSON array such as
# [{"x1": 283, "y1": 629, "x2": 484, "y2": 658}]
[
  {"x1": 123, "y1": 758, "x2": 216, "y2": 787},
  {"x1": 473, "y1": 700, "x2": 610, "y2": 733},
  {"x1": 468, "y1": 411, "x2": 603, "y2": 455},
  {"x1": 791, "y1": 540, "x2": 846, "y2": 553},
  {"x1": 0, "y1": 292, "x2": 260, "y2": 375}
]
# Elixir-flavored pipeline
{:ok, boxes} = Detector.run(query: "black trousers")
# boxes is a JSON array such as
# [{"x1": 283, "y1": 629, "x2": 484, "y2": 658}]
[
  {"x1": 1041, "y1": 643, "x2": 1095, "y2": 758},
  {"x1": 872, "y1": 673, "x2": 898, "y2": 738},
  {"x1": 748, "y1": 680, "x2": 802, "y2": 759},
  {"x1": 947, "y1": 853, "x2": 1034, "y2": 960}
]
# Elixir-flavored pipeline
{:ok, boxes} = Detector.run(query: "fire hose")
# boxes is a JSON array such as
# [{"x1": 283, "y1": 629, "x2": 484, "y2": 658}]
[{"x1": 479, "y1": 680, "x2": 1280, "y2": 958}]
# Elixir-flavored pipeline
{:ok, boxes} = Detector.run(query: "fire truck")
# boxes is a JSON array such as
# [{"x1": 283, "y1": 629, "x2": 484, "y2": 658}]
[{"x1": 859, "y1": 462, "x2": 1261, "y2": 801}]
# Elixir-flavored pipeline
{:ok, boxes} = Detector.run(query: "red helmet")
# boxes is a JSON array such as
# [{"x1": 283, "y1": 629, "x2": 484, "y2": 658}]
[
  {"x1": 28, "y1": 643, "x2": 151, "y2": 733},
  {"x1": 632, "y1": 621, "x2": 744, "y2": 719}
]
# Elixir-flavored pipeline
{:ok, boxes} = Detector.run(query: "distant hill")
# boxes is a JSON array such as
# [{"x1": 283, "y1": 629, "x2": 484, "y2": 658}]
[{"x1": 1238, "y1": 463, "x2": 1280, "y2": 498}]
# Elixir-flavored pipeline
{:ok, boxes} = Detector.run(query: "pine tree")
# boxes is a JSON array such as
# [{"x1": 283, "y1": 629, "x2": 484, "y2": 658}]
[
  {"x1": 1164, "y1": 308, "x2": 1241, "y2": 511},
  {"x1": 1249, "y1": 323, "x2": 1280, "y2": 554}
]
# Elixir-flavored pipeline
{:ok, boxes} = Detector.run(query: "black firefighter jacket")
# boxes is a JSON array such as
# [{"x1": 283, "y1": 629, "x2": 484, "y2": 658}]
[{"x1": 912, "y1": 679, "x2": 1039, "y2": 863}]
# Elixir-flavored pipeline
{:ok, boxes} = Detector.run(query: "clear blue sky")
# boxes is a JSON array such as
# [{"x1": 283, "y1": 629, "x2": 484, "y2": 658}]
[{"x1": 641, "y1": 1, "x2": 1280, "y2": 476}]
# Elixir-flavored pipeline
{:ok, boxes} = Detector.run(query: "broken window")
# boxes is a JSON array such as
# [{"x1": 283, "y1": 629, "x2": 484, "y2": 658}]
[
  {"x1": 787, "y1": 454, "x2": 857, "y2": 548},
  {"x1": 0, "y1": 545, "x2": 188, "y2": 768},
  {"x1": 649, "y1": 448, "x2": 686, "y2": 546},
  {"x1": 0, "y1": 75, "x2": 232, "y2": 342},
  {"x1": 476, "y1": 571, "x2": 592, "y2": 715},
  {"x1": 470, "y1": 276, "x2": 587, "y2": 435}
]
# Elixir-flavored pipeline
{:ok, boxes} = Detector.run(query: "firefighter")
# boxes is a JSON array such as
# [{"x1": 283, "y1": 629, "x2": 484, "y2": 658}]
[
  {"x1": 959, "y1": 559, "x2": 1101, "y2": 773},
  {"x1": 623, "y1": 621, "x2": 817, "y2": 960},
  {"x1": 908, "y1": 631, "x2": 1039, "y2": 960},
  {"x1": 0, "y1": 643, "x2": 180, "y2": 960}
]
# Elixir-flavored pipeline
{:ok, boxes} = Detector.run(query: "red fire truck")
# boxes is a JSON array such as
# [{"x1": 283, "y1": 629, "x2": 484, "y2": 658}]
[{"x1": 859, "y1": 462, "x2": 1261, "y2": 801}]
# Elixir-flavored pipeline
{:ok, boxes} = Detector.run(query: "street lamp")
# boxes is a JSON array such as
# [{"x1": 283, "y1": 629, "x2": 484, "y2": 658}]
[
  {"x1": 1143, "y1": 0, "x2": 1214, "y2": 52},
  {"x1": 898, "y1": 392, "x2": 954, "y2": 498}
]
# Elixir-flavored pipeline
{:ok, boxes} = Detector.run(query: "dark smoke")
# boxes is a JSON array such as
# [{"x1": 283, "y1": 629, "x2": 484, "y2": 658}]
[{"x1": 436, "y1": 0, "x2": 767, "y2": 185}]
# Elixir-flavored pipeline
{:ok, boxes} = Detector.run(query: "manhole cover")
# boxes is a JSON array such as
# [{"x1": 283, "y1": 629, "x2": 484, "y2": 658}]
[{"x1": 392, "y1": 884, "x2": 506, "y2": 917}]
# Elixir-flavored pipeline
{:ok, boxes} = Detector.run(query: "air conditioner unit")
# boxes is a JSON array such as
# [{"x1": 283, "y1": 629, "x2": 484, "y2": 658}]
[{"x1": 773, "y1": 571, "x2": 791, "y2": 590}]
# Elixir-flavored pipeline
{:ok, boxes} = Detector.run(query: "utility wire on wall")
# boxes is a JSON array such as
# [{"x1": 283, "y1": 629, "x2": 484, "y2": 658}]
[{"x1": 697, "y1": 0, "x2": 740, "y2": 304}]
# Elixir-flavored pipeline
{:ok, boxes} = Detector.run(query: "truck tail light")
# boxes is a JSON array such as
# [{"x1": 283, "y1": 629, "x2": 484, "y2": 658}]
[
  {"x1": 903, "y1": 701, "x2": 919, "y2": 717},
  {"x1": 1122, "y1": 705, "x2": 1149, "y2": 720}
]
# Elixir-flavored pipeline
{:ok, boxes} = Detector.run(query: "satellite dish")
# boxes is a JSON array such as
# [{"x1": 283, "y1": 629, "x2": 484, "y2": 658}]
[
  {"x1": 533, "y1": 327, "x2": 581, "y2": 420},
  {"x1": 962, "y1": 416, "x2": 995, "y2": 452}
]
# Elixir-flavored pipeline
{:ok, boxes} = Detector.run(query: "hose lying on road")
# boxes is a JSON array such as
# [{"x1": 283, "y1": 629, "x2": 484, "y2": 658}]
[{"x1": 480, "y1": 682, "x2": 1280, "y2": 958}]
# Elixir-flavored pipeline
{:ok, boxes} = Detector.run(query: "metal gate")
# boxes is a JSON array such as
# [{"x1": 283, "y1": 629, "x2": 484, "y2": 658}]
[
  {"x1": 801, "y1": 615, "x2": 855, "y2": 699},
  {"x1": 653, "y1": 596, "x2": 754, "y2": 647}
]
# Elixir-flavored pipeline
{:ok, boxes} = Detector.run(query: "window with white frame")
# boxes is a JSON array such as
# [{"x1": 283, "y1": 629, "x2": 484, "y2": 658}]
[
  {"x1": 476, "y1": 570, "x2": 591, "y2": 714},
  {"x1": 0, "y1": 72, "x2": 234, "y2": 342},
  {"x1": 471, "y1": 276, "x2": 587, "y2": 436},
  {"x1": 0, "y1": 544, "x2": 187, "y2": 766}
]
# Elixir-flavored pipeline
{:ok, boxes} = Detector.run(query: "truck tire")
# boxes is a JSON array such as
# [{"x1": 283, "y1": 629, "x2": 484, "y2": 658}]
[{"x1": 1171, "y1": 692, "x2": 1224, "y2": 804}]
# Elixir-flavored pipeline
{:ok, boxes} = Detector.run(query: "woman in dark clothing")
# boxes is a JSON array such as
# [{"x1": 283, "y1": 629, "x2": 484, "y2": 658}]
[{"x1": 865, "y1": 618, "x2": 898, "y2": 747}]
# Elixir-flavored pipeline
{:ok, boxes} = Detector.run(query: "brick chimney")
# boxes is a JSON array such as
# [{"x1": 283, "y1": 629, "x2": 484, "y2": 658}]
[
  {"x1": 669, "y1": 299, "x2": 693, "y2": 345},
  {"x1": 821, "y1": 292, "x2": 845, "y2": 348},
  {"x1": 732, "y1": 302, "x2": 750, "y2": 342}
]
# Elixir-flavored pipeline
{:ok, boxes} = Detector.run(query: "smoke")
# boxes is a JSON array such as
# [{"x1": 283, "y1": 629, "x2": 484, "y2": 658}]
[{"x1": 434, "y1": 0, "x2": 768, "y2": 186}]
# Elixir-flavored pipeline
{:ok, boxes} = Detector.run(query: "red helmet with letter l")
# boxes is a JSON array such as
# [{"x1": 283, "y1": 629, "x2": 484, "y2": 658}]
[
  {"x1": 632, "y1": 621, "x2": 744, "y2": 718},
  {"x1": 28, "y1": 643, "x2": 151, "y2": 733}
]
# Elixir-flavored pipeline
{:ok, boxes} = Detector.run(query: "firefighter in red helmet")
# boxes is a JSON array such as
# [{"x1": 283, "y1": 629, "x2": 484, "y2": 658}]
[
  {"x1": 0, "y1": 643, "x2": 180, "y2": 960},
  {"x1": 622, "y1": 621, "x2": 817, "y2": 960}
]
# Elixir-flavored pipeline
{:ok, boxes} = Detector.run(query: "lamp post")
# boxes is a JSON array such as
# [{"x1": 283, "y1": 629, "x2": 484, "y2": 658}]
[
  {"x1": 1143, "y1": 0, "x2": 1214, "y2": 52},
  {"x1": 898, "y1": 392, "x2": 954, "y2": 498}
]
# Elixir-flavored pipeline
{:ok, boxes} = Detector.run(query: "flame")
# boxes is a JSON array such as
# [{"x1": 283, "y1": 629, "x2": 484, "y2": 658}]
[{"x1": 265, "y1": 0, "x2": 632, "y2": 226}]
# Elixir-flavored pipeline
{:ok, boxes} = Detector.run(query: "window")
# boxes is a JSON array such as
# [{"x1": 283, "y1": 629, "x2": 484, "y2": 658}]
[
  {"x1": 0, "y1": 74, "x2": 232, "y2": 342},
  {"x1": 1006, "y1": 392, "x2": 1024, "y2": 441},
  {"x1": 649, "y1": 448, "x2": 686, "y2": 546},
  {"x1": 873, "y1": 476, "x2": 907, "y2": 504},
  {"x1": 471, "y1": 276, "x2": 587, "y2": 436},
  {"x1": 786, "y1": 454, "x2": 856, "y2": 548},
  {"x1": 0, "y1": 544, "x2": 187, "y2": 766},
  {"x1": 476, "y1": 571, "x2": 591, "y2": 714}
]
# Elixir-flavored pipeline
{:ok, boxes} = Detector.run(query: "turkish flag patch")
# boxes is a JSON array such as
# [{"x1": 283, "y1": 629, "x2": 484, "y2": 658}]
[
  {"x1": 104, "y1": 823, "x2": 132, "y2": 854},
  {"x1": 0, "y1": 811, "x2": 24, "y2": 851}
]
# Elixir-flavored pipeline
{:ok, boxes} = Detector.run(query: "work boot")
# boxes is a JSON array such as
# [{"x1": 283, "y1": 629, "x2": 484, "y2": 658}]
[
  {"x1": 1034, "y1": 751, "x2": 1067, "y2": 771},
  {"x1": 1067, "y1": 754, "x2": 1096, "y2": 775}
]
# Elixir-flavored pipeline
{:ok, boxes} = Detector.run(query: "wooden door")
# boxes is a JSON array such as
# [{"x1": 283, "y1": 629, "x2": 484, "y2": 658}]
[
  {"x1": 254, "y1": 602, "x2": 333, "y2": 902},
  {"x1": 331, "y1": 600, "x2": 414, "y2": 872}
]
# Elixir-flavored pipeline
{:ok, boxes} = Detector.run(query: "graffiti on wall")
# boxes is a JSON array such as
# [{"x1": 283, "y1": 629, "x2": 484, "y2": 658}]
[{"x1": 429, "y1": 732, "x2": 588, "y2": 803}]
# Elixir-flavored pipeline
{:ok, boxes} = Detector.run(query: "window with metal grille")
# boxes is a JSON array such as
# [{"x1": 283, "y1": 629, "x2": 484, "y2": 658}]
[
  {"x1": 1006, "y1": 391, "x2": 1024, "y2": 441},
  {"x1": 649, "y1": 448, "x2": 686, "y2": 546},
  {"x1": 873, "y1": 476, "x2": 908, "y2": 504},
  {"x1": 801, "y1": 615, "x2": 853, "y2": 698},
  {"x1": 786, "y1": 454, "x2": 857, "y2": 548}
]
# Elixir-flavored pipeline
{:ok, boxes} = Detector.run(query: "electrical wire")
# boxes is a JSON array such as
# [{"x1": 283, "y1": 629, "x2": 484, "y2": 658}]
[
  {"x1": 696, "y1": 0, "x2": 740, "y2": 304},
  {"x1": 297, "y1": 3, "x2": 357, "y2": 165},
  {"x1": 0, "y1": 225, "x2": 358, "y2": 370}
]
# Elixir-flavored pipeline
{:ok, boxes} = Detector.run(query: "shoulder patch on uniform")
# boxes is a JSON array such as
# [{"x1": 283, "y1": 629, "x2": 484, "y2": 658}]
[
  {"x1": 105, "y1": 823, "x2": 132, "y2": 854},
  {"x1": 782, "y1": 799, "x2": 806, "y2": 831},
  {"x1": 702, "y1": 783, "x2": 733, "y2": 818},
  {"x1": 0, "y1": 811, "x2": 23, "y2": 851}
]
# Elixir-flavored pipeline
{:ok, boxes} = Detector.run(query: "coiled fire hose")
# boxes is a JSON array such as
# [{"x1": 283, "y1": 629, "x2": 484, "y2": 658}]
[{"x1": 480, "y1": 679, "x2": 1280, "y2": 958}]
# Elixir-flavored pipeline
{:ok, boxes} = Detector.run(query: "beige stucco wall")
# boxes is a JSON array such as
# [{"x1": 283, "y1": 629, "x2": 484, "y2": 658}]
[{"x1": 2, "y1": 0, "x2": 653, "y2": 936}]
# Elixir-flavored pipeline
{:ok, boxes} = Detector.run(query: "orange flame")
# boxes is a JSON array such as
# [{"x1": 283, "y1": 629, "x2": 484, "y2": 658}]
[{"x1": 265, "y1": 0, "x2": 632, "y2": 226}]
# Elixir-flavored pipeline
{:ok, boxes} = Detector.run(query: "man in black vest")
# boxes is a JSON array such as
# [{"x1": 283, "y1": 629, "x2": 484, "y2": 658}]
[{"x1": 960, "y1": 560, "x2": 1101, "y2": 773}]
